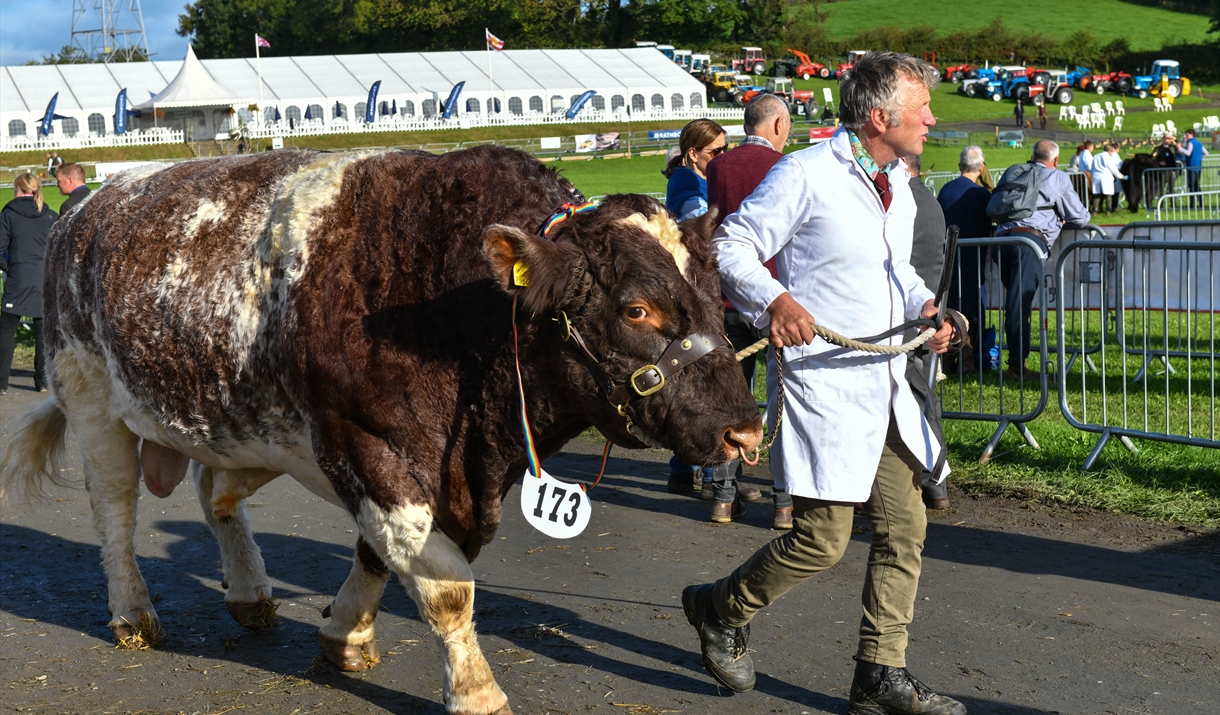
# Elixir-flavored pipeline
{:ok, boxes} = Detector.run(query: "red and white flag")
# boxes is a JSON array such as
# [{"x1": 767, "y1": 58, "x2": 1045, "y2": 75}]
[
  {"x1": 255, "y1": 34, "x2": 271, "y2": 48},
  {"x1": 485, "y1": 29, "x2": 504, "y2": 52}
]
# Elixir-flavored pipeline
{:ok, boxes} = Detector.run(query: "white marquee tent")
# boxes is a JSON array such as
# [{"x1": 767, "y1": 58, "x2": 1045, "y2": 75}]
[{"x1": 2, "y1": 46, "x2": 710, "y2": 147}]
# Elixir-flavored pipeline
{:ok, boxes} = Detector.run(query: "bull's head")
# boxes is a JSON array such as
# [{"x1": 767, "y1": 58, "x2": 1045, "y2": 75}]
[{"x1": 484, "y1": 195, "x2": 763, "y2": 467}]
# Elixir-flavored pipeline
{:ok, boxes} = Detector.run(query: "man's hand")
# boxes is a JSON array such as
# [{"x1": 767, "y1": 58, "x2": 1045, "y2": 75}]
[
  {"x1": 766, "y1": 293, "x2": 816, "y2": 348},
  {"x1": 922, "y1": 299, "x2": 953, "y2": 354}
]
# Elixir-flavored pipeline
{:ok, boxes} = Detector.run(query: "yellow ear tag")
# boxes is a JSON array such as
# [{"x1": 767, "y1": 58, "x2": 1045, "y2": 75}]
[{"x1": 513, "y1": 260, "x2": 530, "y2": 287}]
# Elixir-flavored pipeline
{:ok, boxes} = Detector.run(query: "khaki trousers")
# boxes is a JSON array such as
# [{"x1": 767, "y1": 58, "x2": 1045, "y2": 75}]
[{"x1": 711, "y1": 416, "x2": 928, "y2": 667}]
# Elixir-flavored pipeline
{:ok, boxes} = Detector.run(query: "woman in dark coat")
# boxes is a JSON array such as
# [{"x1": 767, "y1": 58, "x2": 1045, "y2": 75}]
[{"x1": 0, "y1": 173, "x2": 57, "y2": 393}]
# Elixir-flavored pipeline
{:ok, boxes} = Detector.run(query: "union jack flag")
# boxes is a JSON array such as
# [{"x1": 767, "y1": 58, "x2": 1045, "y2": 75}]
[
  {"x1": 485, "y1": 29, "x2": 504, "y2": 52},
  {"x1": 255, "y1": 34, "x2": 271, "y2": 48}
]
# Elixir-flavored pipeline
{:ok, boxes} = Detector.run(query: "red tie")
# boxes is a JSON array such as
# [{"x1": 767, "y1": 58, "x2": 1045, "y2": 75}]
[{"x1": 874, "y1": 172, "x2": 892, "y2": 211}]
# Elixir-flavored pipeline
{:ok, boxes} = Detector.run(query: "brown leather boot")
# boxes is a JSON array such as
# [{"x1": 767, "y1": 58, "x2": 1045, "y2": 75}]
[
  {"x1": 772, "y1": 506, "x2": 794, "y2": 530},
  {"x1": 710, "y1": 496, "x2": 746, "y2": 523}
]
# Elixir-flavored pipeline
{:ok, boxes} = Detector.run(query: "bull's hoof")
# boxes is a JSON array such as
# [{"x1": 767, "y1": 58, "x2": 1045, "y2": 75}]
[
  {"x1": 319, "y1": 633, "x2": 381, "y2": 672},
  {"x1": 111, "y1": 612, "x2": 163, "y2": 650},
  {"x1": 227, "y1": 598, "x2": 279, "y2": 630}
]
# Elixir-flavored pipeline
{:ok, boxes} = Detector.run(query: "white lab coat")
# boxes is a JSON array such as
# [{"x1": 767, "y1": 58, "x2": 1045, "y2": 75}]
[
  {"x1": 713, "y1": 128, "x2": 939, "y2": 502},
  {"x1": 1091, "y1": 150, "x2": 1124, "y2": 196},
  {"x1": 1077, "y1": 149, "x2": 1094, "y2": 175}
]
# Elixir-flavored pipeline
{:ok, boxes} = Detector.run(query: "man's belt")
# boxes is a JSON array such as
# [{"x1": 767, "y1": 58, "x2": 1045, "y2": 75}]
[{"x1": 998, "y1": 226, "x2": 1049, "y2": 248}]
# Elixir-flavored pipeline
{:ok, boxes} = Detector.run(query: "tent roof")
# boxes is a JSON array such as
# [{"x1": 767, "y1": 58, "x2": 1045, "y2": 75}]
[{"x1": 134, "y1": 46, "x2": 250, "y2": 109}]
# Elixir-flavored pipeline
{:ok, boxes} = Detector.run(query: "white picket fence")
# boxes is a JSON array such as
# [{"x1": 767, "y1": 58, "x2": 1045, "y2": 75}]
[{"x1": 0, "y1": 128, "x2": 185, "y2": 153}]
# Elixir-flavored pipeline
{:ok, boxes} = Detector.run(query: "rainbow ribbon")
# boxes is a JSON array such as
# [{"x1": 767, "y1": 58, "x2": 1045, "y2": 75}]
[{"x1": 538, "y1": 200, "x2": 596, "y2": 238}]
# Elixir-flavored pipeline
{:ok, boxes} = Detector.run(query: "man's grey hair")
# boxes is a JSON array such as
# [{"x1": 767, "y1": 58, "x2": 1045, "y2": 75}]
[
  {"x1": 839, "y1": 51, "x2": 939, "y2": 131},
  {"x1": 1032, "y1": 140, "x2": 1059, "y2": 163},
  {"x1": 959, "y1": 145, "x2": 985, "y2": 173},
  {"x1": 744, "y1": 94, "x2": 789, "y2": 133}
]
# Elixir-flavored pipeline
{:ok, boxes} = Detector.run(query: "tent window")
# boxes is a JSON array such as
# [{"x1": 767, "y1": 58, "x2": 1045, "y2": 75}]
[
  {"x1": 631, "y1": 94, "x2": 645, "y2": 112},
  {"x1": 306, "y1": 104, "x2": 323, "y2": 121},
  {"x1": 550, "y1": 95, "x2": 564, "y2": 113},
  {"x1": 570, "y1": 95, "x2": 582, "y2": 105},
  {"x1": 355, "y1": 102, "x2": 368, "y2": 122},
  {"x1": 487, "y1": 98, "x2": 501, "y2": 114},
  {"x1": 88, "y1": 113, "x2": 106, "y2": 134},
  {"x1": 285, "y1": 106, "x2": 302, "y2": 123},
  {"x1": 509, "y1": 97, "x2": 523, "y2": 115},
  {"x1": 263, "y1": 107, "x2": 278, "y2": 122},
  {"x1": 213, "y1": 109, "x2": 231, "y2": 133},
  {"x1": 592, "y1": 95, "x2": 605, "y2": 111},
  {"x1": 61, "y1": 117, "x2": 80, "y2": 136},
  {"x1": 422, "y1": 99, "x2": 437, "y2": 117},
  {"x1": 466, "y1": 98, "x2": 480, "y2": 113},
  {"x1": 333, "y1": 102, "x2": 348, "y2": 120},
  {"x1": 651, "y1": 93, "x2": 664, "y2": 108},
  {"x1": 611, "y1": 95, "x2": 625, "y2": 111},
  {"x1": 690, "y1": 93, "x2": 703, "y2": 108},
  {"x1": 671, "y1": 93, "x2": 684, "y2": 110},
  {"x1": 529, "y1": 96, "x2": 543, "y2": 113},
  {"x1": 403, "y1": 100, "x2": 415, "y2": 116},
  {"x1": 238, "y1": 108, "x2": 253, "y2": 124},
  {"x1": 8, "y1": 120, "x2": 26, "y2": 137}
]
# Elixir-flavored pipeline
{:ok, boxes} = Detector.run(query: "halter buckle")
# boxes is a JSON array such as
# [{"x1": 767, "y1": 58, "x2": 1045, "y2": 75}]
[
  {"x1": 556, "y1": 311, "x2": 572, "y2": 341},
  {"x1": 630, "y1": 365, "x2": 665, "y2": 396}
]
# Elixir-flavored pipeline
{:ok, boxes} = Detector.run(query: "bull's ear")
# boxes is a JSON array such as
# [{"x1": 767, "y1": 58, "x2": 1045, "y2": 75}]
[
  {"x1": 680, "y1": 206, "x2": 719, "y2": 246},
  {"x1": 484, "y1": 224, "x2": 571, "y2": 312}
]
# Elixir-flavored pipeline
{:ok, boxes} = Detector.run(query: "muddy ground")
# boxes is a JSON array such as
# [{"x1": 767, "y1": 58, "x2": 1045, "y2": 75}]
[{"x1": 2, "y1": 370, "x2": 1217, "y2": 715}]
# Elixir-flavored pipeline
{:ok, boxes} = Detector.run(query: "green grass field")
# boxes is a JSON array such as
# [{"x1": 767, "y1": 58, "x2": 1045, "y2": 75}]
[{"x1": 806, "y1": 0, "x2": 1214, "y2": 52}]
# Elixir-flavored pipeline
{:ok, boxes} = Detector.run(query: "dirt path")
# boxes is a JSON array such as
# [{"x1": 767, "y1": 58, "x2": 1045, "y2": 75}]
[{"x1": 2, "y1": 374, "x2": 1217, "y2": 715}]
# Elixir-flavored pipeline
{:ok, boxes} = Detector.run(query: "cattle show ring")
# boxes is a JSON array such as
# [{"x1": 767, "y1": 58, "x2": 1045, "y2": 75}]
[{"x1": 2, "y1": 4, "x2": 1219, "y2": 715}]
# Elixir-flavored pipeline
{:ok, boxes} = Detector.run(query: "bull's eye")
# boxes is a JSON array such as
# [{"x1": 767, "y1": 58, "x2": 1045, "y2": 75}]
[{"x1": 624, "y1": 305, "x2": 648, "y2": 321}]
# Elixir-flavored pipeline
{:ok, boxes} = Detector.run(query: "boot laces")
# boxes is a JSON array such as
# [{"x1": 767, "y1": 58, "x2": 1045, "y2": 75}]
[
  {"x1": 727, "y1": 627, "x2": 749, "y2": 660},
  {"x1": 898, "y1": 669, "x2": 936, "y2": 702}
]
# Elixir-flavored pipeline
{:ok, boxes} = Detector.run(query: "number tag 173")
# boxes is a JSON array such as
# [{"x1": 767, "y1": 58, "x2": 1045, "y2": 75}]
[{"x1": 519, "y1": 468, "x2": 591, "y2": 539}]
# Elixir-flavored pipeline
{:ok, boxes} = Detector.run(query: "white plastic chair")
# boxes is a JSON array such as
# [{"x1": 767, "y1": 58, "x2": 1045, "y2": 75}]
[
  {"x1": 1166, "y1": 119, "x2": 1177, "y2": 135},
  {"x1": 1115, "y1": 100, "x2": 1125, "y2": 115},
  {"x1": 1113, "y1": 116, "x2": 1123, "y2": 132},
  {"x1": 1153, "y1": 98, "x2": 1164, "y2": 112},
  {"x1": 1057, "y1": 105, "x2": 1067, "y2": 121},
  {"x1": 1105, "y1": 101, "x2": 1115, "y2": 116},
  {"x1": 1091, "y1": 102, "x2": 1104, "y2": 115}
]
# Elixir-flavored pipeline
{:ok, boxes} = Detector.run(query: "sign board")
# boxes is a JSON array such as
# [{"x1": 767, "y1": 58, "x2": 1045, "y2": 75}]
[
  {"x1": 648, "y1": 129, "x2": 681, "y2": 140},
  {"x1": 823, "y1": 88, "x2": 834, "y2": 104},
  {"x1": 573, "y1": 133, "x2": 622, "y2": 153},
  {"x1": 723, "y1": 125, "x2": 746, "y2": 138},
  {"x1": 540, "y1": 136, "x2": 562, "y2": 150},
  {"x1": 271, "y1": 136, "x2": 284, "y2": 149},
  {"x1": 809, "y1": 127, "x2": 836, "y2": 143}
]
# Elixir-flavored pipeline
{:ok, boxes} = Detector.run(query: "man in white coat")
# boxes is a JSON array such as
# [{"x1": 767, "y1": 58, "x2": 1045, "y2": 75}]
[{"x1": 682, "y1": 52, "x2": 966, "y2": 715}]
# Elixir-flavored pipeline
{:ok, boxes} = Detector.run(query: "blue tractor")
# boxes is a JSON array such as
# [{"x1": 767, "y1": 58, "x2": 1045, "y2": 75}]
[
  {"x1": 1130, "y1": 59, "x2": 1190, "y2": 99},
  {"x1": 984, "y1": 67, "x2": 1039, "y2": 103}
]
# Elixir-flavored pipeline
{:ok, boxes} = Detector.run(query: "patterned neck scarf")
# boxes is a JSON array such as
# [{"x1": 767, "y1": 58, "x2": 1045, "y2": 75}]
[{"x1": 847, "y1": 129, "x2": 888, "y2": 181}]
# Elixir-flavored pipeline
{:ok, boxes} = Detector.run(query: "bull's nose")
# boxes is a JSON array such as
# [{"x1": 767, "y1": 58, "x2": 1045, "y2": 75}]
[{"x1": 723, "y1": 424, "x2": 764, "y2": 457}]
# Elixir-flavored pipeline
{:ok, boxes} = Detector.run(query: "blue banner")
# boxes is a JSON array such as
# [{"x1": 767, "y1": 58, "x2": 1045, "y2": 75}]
[
  {"x1": 565, "y1": 90, "x2": 598, "y2": 120},
  {"x1": 115, "y1": 89, "x2": 128, "y2": 134},
  {"x1": 648, "y1": 129, "x2": 682, "y2": 140},
  {"x1": 365, "y1": 81, "x2": 381, "y2": 123},
  {"x1": 442, "y1": 81, "x2": 465, "y2": 120},
  {"x1": 40, "y1": 93, "x2": 60, "y2": 136}
]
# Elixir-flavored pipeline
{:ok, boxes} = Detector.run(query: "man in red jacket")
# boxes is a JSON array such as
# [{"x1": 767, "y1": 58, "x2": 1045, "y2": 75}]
[{"x1": 704, "y1": 93, "x2": 792, "y2": 528}]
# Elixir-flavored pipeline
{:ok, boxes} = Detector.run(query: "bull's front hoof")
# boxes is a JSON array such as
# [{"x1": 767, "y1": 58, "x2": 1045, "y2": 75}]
[
  {"x1": 227, "y1": 598, "x2": 280, "y2": 630},
  {"x1": 319, "y1": 633, "x2": 381, "y2": 672},
  {"x1": 111, "y1": 612, "x2": 163, "y2": 650}
]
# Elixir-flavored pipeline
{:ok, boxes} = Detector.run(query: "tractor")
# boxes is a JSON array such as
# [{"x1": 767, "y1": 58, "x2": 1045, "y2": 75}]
[
  {"x1": 942, "y1": 63, "x2": 974, "y2": 82},
  {"x1": 1041, "y1": 70, "x2": 1076, "y2": 105},
  {"x1": 704, "y1": 70, "x2": 739, "y2": 103},
  {"x1": 1091, "y1": 71, "x2": 1134, "y2": 95},
  {"x1": 740, "y1": 77, "x2": 815, "y2": 113},
  {"x1": 771, "y1": 49, "x2": 831, "y2": 80},
  {"x1": 657, "y1": 44, "x2": 675, "y2": 61},
  {"x1": 690, "y1": 53, "x2": 711, "y2": 75},
  {"x1": 1131, "y1": 59, "x2": 1190, "y2": 99},
  {"x1": 734, "y1": 74, "x2": 766, "y2": 100},
  {"x1": 732, "y1": 47, "x2": 768, "y2": 75},
  {"x1": 1064, "y1": 66, "x2": 1094, "y2": 91},
  {"x1": 984, "y1": 67, "x2": 1043, "y2": 103},
  {"x1": 673, "y1": 49, "x2": 692, "y2": 71},
  {"x1": 835, "y1": 50, "x2": 869, "y2": 80}
]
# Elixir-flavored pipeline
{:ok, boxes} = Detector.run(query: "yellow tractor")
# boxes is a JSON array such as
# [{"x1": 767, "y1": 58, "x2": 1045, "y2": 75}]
[{"x1": 705, "y1": 70, "x2": 739, "y2": 103}]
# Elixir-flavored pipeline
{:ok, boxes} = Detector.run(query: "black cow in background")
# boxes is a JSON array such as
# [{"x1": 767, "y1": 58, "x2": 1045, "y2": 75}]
[{"x1": 1121, "y1": 145, "x2": 1179, "y2": 213}]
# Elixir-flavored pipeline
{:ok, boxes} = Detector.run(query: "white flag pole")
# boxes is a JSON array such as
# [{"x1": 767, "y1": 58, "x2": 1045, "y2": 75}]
[
  {"x1": 255, "y1": 35, "x2": 264, "y2": 119},
  {"x1": 486, "y1": 30, "x2": 494, "y2": 93}
]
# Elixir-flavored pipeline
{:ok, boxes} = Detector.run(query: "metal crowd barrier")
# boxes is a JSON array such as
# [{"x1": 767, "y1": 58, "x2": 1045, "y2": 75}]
[
  {"x1": 938, "y1": 233, "x2": 1052, "y2": 464},
  {"x1": 1054, "y1": 222, "x2": 1219, "y2": 470},
  {"x1": 1155, "y1": 190, "x2": 1220, "y2": 221},
  {"x1": 1139, "y1": 165, "x2": 1184, "y2": 214}
]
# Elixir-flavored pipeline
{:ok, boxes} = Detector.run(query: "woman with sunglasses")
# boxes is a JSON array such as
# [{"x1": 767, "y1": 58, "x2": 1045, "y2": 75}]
[{"x1": 663, "y1": 118, "x2": 727, "y2": 221}]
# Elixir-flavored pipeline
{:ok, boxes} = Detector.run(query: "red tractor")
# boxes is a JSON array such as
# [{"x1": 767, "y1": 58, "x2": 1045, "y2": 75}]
[
  {"x1": 1090, "y1": 71, "x2": 1135, "y2": 95},
  {"x1": 779, "y1": 49, "x2": 830, "y2": 80},
  {"x1": 835, "y1": 50, "x2": 869, "y2": 80},
  {"x1": 942, "y1": 63, "x2": 974, "y2": 82},
  {"x1": 731, "y1": 47, "x2": 768, "y2": 75}
]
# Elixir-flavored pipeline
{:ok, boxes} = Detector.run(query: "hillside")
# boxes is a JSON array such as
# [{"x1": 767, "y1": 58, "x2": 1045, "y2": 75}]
[{"x1": 806, "y1": 0, "x2": 1214, "y2": 52}]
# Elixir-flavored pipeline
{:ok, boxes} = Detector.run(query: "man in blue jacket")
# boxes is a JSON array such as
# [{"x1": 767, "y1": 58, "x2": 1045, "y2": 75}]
[
  {"x1": 937, "y1": 146, "x2": 992, "y2": 372},
  {"x1": 1176, "y1": 128, "x2": 1206, "y2": 205}
]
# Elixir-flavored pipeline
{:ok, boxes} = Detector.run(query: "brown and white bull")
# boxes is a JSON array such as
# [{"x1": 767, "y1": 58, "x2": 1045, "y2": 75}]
[{"x1": 0, "y1": 146, "x2": 762, "y2": 714}]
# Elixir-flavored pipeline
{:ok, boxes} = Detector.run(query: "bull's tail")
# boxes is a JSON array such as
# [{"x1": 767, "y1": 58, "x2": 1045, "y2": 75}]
[{"x1": 0, "y1": 399, "x2": 72, "y2": 501}]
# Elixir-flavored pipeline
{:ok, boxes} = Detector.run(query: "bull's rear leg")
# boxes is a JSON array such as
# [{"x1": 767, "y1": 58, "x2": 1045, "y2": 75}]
[
  {"x1": 359, "y1": 501, "x2": 510, "y2": 715},
  {"x1": 192, "y1": 463, "x2": 278, "y2": 629},
  {"x1": 318, "y1": 537, "x2": 391, "y2": 671}
]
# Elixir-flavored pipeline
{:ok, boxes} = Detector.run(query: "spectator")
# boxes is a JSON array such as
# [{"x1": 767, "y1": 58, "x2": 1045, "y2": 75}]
[
  {"x1": 45, "y1": 153, "x2": 55, "y2": 178},
  {"x1": 0, "y1": 174, "x2": 58, "y2": 394},
  {"x1": 1037, "y1": 100, "x2": 1047, "y2": 130},
  {"x1": 903, "y1": 152, "x2": 952, "y2": 510},
  {"x1": 1077, "y1": 140, "x2": 1095, "y2": 174},
  {"x1": 1176, "y1": 128, "x2": 1207, "y2": 205},
  {"x1": 52, "y1": 153, "x2": 63, "y2": 176},
  {"x1": 1069, "y1": 144, "x2": 1085, "y2": 172},
  {"x1": 938, "y1": 145, "x2": 992, "y2": 373},
  {"x1": 663, "y1": 119, "x2": 726, "y2": 221},
  {"x1": 1014, "y1": 98, "x2": 1025, "y2": 128},
  {"x1": 704, "y1": 93, "x2": 791, "y2": 527},
  {"x1": 995, "y1": 141, "x2": 1091, "y2": 380},
  {"x1": 685, "y1": 52, "x2": 963, "y2": 715},
  {"x1": 1091, "y1": 142, "x2": 1126, "y2": 215},
  {"x1": 56, "y1": 163, "x2": 91, "y2": 217}
]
